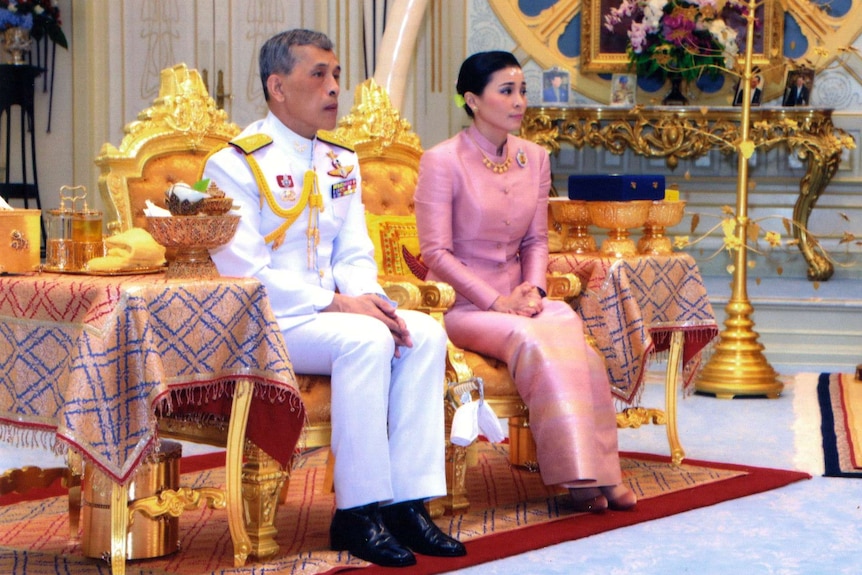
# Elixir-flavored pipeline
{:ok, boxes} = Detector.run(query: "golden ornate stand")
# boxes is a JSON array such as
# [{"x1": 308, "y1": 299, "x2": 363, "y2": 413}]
[{"x1": 521, "y1": 106, "x2": 853, "y2": 281}]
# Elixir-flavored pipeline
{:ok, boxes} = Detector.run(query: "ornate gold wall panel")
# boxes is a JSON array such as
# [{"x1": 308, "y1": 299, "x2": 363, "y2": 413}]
[{"x1": 489, "y1": 0, "x2": 862, "y2": 106}]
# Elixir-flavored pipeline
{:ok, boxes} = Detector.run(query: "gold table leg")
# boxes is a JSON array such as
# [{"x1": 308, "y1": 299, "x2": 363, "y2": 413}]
[
  {"x1": 109, "y1": 482, "x2": 130, "y2": 575},
  {"x1": 615, "y1": 330, "x2": 685, "y2": 465},
  {"x1": 106, "y1": 378, "x2": 255, "y2": 573},
  {"x1": 664, "y1": 331, "x2": 685, "y2": 465},
  {"x1": 226, "y1": 379, "x2": 253, "y2": 567}
]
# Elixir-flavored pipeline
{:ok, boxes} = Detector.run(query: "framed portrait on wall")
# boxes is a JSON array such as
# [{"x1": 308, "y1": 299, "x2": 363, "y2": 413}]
[
  {"x1": 542, "y1": 67, "x2": 570, "y2": 106},
  {"x1": 732, "y1": 70, "x2": 763, "y2": 107},
  {"x1": 610, "y1": 74, "x2": 636, "y2": 107},
  {"x1": 581, "y1": 0, "x2": 784, "y2": 76},
  {"x1": 782, "y1": 68, "x2": 814, "y2": 107}
]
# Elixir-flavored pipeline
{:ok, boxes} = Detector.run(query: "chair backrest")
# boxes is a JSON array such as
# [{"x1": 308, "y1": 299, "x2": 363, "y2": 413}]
[
  {"x1": 334, "y1": 79, "x2": 425, "y2": 278},
  {"x1": 95, "y1": 64, "x2": 241, "y2": 234},
  {"x1": 95, "y1": 71, "x2": 423, "y2": 278}
]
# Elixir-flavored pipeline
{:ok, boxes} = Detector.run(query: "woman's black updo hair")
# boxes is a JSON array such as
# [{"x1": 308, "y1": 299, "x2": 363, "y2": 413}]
[{"x1": 456, "y1": 51, "x2": 521, "y2": 118}]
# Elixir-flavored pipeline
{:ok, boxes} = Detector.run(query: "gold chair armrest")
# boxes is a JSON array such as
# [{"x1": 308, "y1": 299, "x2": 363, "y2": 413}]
[
  {"x1": 416, "y1": 280, "x2": 456, "y2": 314},
  {"x1": 546, "y1": 271, "x2": 581, "y2": 301},
  {"x1": 381, "y1": 279, "x2": 422, "y2": 309},
  {"x1": 380, "y1": 275, "x2": 456, "y2": 315}
]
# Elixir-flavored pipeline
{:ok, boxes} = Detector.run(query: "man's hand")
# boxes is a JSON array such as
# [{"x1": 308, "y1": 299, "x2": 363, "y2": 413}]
[{"x1": 323, "y1": 293, "x2": 413, "y2": 357}]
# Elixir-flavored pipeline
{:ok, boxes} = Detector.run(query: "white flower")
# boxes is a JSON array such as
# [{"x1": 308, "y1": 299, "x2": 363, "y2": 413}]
[{"x1": 643, "y1": 0, "x2": 666, "y2": 33}]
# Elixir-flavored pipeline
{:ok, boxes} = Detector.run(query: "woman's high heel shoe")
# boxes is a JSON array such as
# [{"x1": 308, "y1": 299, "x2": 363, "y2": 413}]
[
  {"x1": 568, "y1": 488, "x2": 608, "y2": 514},
  {"x1": 600, "y1": 484, "x2": 637, "y2": 511}
]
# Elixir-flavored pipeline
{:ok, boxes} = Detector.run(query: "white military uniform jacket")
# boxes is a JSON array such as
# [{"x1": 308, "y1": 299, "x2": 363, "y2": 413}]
[
  {"x1": 204, "y1": 113, "x2": 447, "y2": 510},
  {"x1": 205, "y1": 112, "x2": 386, "y2": 331}
]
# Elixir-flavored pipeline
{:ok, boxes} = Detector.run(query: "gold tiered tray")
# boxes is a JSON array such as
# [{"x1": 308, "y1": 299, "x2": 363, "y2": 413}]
[
  {"x1": 549, "y1": 198, "x2": 596, "y2": 254},
  {"x1": 146, "y1": 215, "x2": 240, "y2": 279},
  {"x1": 587, "y1": 200, "x2": 651, "y2": 257},
  {"x1": 638, "y1": 200, "x2": 687, "y2": 255}
]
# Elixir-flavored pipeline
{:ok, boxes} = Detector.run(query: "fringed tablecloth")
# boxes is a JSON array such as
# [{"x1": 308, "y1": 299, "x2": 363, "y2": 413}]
[
  {"x1": 0, "y1": 272, "x2": 304, "y2": 484},
  {"x1": 548, "y1": 253, "x2": 718, "y2": 403}
]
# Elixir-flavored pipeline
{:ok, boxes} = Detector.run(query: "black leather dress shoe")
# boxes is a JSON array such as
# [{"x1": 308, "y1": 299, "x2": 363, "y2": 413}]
[
  {"x1": 380, "y1": 499, "x2": 467, "y2": 557},
  {"x1": 330, "y1": 503, "x2": 416, "y2": 567}
]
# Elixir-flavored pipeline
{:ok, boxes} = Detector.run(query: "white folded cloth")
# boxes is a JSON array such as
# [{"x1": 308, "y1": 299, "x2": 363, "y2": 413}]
[
  {"x1": 144, "y1": 200, "x2": 171, "y2": 217},
  {"x1": 449, "y1": 377, "x2": 505, "y2": 446}
]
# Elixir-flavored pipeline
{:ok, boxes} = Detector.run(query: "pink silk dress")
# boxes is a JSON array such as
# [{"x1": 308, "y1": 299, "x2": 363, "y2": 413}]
[{"x1": 414, "y1": 125, "x2": 622, "y2": 487}]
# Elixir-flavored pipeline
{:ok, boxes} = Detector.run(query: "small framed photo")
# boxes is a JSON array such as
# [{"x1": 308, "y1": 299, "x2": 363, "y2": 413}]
[
  {"x1": 610, "y1": 74, "x2": 636, "y2": 107},
  {"x1": 732, "y1": 71, "x2": 763, "y2": 107},
  {"x1": 782, "y1": 68, "x2": 814, "y2": 107},
  {"x1": 542, "y1": 67, "x2": 570, "y2": 106}
]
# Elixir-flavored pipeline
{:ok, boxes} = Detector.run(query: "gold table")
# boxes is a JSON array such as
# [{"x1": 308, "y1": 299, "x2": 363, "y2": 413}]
[
  {"x1": 0, "y1": 271, "x2": 304, "y2": 574},
  {"x1": 524, "y1": 106, "x2": 854, "y2": 281},
  {"x1": 548, "y1": 252, "x2": 718, "y2": 463}
]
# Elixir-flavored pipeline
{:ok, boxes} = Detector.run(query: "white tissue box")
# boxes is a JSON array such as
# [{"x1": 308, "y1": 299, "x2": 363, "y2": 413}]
[{"x1": 0, "y1": 209, "x2": 41, "y2": 274}]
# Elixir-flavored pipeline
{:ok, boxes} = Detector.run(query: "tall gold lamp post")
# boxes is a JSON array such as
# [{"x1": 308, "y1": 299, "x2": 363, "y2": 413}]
[{"x1": 695, "y1": 0, "x2": 783, "y2": 399}]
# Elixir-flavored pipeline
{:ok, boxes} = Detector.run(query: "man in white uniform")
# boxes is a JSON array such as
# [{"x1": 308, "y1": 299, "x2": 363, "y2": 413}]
[{"x1": 204, "y1": 29, "x2": 465, "y2": 568}]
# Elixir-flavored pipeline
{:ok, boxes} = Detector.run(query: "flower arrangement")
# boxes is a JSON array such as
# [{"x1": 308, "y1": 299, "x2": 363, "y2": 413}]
[
  {"x1": 0, "y1": 0, "x2": 67, "y2": 49},
  {"x1": 604, "y1": 0, "x2": 751, "y2": 83}
]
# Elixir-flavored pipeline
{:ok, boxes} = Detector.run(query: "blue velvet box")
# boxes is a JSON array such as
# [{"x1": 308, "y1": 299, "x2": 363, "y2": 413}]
[{"x1": 568, "y1": 174, "x2": 666, "y2": 201}]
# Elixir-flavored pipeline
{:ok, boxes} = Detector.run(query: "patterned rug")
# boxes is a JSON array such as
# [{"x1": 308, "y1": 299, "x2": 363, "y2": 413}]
[
  {"x1": 818, "y1": 372, "x2": 862, "y2": 477},
  {"x1": 0, "y1": 443, "x2": 809, "y2": 575}
]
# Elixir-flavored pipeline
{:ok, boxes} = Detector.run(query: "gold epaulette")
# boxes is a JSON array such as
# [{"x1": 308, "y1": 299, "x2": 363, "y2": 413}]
[
  {"x1": 317, "y1": 130, "x2": 354, "y2": 152},
  {"x1": 229, "y1": 134, "x2": 273, "y2": 155}
]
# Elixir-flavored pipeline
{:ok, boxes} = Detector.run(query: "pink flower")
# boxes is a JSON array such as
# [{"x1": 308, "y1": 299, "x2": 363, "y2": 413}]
[{"x1": 629, "y1": 21, "x2": 650, "y2": 53}]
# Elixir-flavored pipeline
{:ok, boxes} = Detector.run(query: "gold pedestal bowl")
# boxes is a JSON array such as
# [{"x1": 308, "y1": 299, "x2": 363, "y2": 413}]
[
  {"x1": 146, "y1": 215, "x2": 240, "y2": 279},
  {"x1": 549, "y1": 198, "x2": 596, "y2": 254},
  {"x1": 638, "y1": 200, "x2": 687, "y2": 255},
  {"x1": 587, "y1": 200, "x2": 652, "y2": 257}
]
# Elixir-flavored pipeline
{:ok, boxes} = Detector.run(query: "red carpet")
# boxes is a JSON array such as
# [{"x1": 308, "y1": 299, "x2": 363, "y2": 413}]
[
  {"x1": 0, "y1": 445, "x2": 809, "y2": 575},
  {"x1": 354, "y1": 451, "x2": 811, "y2": 575}
]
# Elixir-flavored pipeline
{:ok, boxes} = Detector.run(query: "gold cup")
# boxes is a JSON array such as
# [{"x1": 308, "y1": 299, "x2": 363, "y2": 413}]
[
  {"x1": 638, "y1": 200, "x2": 687, "y2": 255},
  {"x1": 587, "y1": 200, "x2": 652, "y2": 257},
  {"x1": 549, "y1": 198, "x2": 596, "y2": 254}
]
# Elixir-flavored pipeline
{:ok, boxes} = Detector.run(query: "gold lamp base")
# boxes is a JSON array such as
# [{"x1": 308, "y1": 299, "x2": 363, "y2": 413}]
[{"x1": 695, "y1": 326, "x2": 783, "y2": 399}]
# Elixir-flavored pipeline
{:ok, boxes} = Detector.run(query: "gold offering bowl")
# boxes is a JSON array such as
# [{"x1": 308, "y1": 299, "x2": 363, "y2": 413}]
[
  {"x1": 549, "y1": 198, "x2": 596, "y2": 254},
  {"x1": 587, "y1": 200, "x2": 652, "y2": 257},
  {"x1": 638, "y1": 200, "x2": 687, "y2": 255},
  {"x1": 146, "y1": 215, "x2": 240, "y2": 279}
]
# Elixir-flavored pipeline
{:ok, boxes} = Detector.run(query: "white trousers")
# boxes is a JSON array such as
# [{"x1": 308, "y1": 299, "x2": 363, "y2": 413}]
[{"x1": 283, "y1": 309, "x2": 448, "y2": 510}]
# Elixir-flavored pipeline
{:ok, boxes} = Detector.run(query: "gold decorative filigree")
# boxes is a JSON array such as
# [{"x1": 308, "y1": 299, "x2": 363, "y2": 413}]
[
  {"x1": 616, "y1": 407, "x2": 668, "y2": 428},
  {"x1": 333, "y1": 79, "x2": 423, "y2": 158},
  {"x1": 95, "y1": 64, "x2": 241, "y2": 234},
  {"x1": 522, "y1": 106, "x2": 855, "y2": 281},
  {"x1": 127, "y1": 486, "x2": 227, "y2": 524}
]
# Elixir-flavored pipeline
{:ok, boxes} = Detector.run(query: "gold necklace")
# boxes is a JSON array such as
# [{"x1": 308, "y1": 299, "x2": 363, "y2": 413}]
[{"x1": 468, "y1": 132, "x2": 511, "y2": 174}]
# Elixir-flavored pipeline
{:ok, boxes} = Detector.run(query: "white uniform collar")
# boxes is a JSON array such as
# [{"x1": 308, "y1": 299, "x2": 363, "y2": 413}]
[{"x1": 265, "y1": 112, "x2": 315, "y2": 163}]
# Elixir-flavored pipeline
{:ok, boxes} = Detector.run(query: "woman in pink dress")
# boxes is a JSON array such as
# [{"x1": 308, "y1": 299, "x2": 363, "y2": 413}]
[{"x1": 414, "y1": 51, "x2": 636, "y2": 513}]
